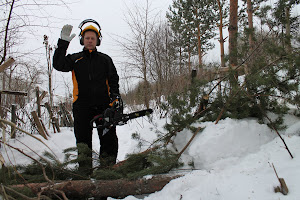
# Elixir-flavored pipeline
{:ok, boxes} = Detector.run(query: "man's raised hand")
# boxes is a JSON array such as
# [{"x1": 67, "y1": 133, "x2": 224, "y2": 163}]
[{"x1": 60, "y1": 24, "x2": 76, "y2": 42}]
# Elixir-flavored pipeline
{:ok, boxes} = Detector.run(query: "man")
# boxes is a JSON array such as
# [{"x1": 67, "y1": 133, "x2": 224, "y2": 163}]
[{"x1": 53, "y1": 19, "x2": 120, "y2": 174}]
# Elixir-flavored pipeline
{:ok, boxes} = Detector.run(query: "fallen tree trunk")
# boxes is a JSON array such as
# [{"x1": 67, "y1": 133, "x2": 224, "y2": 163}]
[{"x1": 11, "y1": 175, "x2": 181, "y2": 199}]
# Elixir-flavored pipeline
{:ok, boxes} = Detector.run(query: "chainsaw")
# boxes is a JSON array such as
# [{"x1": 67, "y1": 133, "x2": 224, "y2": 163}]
[{"x1": 90, "y1": 97, "x2": 153, "y2": 135}]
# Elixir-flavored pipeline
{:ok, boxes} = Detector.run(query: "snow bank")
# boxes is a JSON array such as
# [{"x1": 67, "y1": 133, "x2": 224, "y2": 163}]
[
  {"x1": 1, "y1": 111, "x2": 300, "y2": 200},
  {"x1": 120, "y1": 119, "x2": 300, "y2": 200},
  {"x1": 185, "y1": 118, "x2": 276, "y2": 170}
]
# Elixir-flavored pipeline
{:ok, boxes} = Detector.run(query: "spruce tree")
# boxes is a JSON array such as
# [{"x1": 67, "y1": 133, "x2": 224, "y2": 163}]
[{"x1": 167, "y1": 0, "x2": 219, "y2": 67}]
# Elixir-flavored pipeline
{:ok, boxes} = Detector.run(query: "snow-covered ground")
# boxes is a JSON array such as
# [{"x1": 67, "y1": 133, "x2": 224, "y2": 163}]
[{"x1": 1, "y1": 109, "x2": 300, "y2": 200}]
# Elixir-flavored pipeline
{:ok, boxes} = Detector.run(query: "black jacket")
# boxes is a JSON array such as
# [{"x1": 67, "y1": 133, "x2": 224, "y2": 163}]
[{"x1": 53, "y1": 39, "x2": 119, "y2": 106}]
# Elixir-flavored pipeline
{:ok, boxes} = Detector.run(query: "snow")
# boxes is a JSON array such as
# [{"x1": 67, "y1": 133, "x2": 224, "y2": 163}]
[{"x1": 1, "y1": 110, "x2": 300, "y2": 200}]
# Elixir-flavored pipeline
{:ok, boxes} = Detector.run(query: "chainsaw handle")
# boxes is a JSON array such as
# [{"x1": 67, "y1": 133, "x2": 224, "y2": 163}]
[
  {"x1": 90, "y1": 114, "x2": 103, "y2": 128},
  {"x1": 90, "y1": 111, "x2": 115, "y2": 129}
]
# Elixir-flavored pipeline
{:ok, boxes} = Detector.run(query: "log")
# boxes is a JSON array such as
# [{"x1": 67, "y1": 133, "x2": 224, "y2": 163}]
[
  {"x1": 31, "y1": 111, "x2": 48, "y2": 140},
  {"x1": 39, "y1": 118, "x2": 49, "y2": 137},
  {"x1": 59, "y1": 103, "x2": 74, "y2": 127},
  {"x1": 11, "y1": 104, "x2": 17, "y2": 138},
  {"x1": 11, "y1": 175, "x2": 181, "y2": 198},
  {"x1": 36, "y1": 87, "x2": 41, "y2": 117},
  {"x1": 0, "y1": 90, "x2": 27, "y2": 96},
  {"x1": 39, "y1": 91, "x2": 48, "y2": 101},
  {"x1": 52, "y1": 117, "x2": 61, "y2": 132},
  {"x1": 44, "y1": 102, "x2": 60, "y2": 133}
]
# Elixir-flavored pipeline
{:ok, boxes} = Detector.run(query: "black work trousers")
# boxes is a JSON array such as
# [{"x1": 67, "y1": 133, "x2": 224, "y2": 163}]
[{"x1": 73, "y1": 101, "x2": 118, "y2": 171}]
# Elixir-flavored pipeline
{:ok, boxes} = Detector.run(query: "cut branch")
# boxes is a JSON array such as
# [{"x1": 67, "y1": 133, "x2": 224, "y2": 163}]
[
  {"x1": 177, "y1": 126, "x2": 202, "y2": 159},
  {"x1": 0, "y1": 57, "x2": 15, "y2": 72},
  {"x1": 258, "y1": 105, "x2": 293, "y2": 159},
  {"x1": 0, "y1": 119, "x2": 52, "y2": 153}
]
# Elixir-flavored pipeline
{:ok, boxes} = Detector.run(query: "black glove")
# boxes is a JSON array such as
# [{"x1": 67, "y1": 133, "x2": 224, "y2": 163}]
[
  {"x1": 109, "y1": 93, "x2": 122, "y2": 108},
  {"x1": 102, "y1": 94, "x2": 123, "y2": 130},
  {"x1": 103, "y1": 107, "x2": 115, "y2": 124}
]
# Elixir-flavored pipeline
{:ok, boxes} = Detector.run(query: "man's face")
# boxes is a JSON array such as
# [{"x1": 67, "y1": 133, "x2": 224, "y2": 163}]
[{"x1": 83, "y1": 31, "x2": 98, "y2": 50}]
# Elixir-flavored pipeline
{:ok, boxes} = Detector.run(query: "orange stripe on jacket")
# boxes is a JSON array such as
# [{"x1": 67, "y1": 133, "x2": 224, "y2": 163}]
[
  {"x1": 72, "y1": 70, "x2": 79, "y2": 103},
  {"x1": 72, "y1": 57, "x2": 83, "y2": 103},
  {"x1": 106, "y1": 79, "x2": 110, "y2": 96}
]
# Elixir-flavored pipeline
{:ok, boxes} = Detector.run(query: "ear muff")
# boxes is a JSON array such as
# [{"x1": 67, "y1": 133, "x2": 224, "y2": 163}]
[{"x1": 78, "y1": 19, "x2": 102, "y2": 46}]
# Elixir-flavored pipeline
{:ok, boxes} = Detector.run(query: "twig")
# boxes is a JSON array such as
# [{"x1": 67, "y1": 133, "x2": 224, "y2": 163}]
[
  {"x1": 177, "y1": 127, "x2": 202, "y2": 159},
  {"x1": 1, "y1": 119, "x2": 60, "y2": 183},
  {"x1": 2, "y1": 142, "x2": 29, "y2": 184},
  {"x1": 241, "y1": 90, "x2": 293, "y2": 159},
  {"x1": 193, "y1": 106, "x2": 210, "y2": 119},
  {"x1": 0, "y1": 184, "x2": 10, "y2": 200},
  {"x1": 1, "y1": 184, "x2": 34, "y2": 200},
  {"x1": 0, "y1": 142, "x2": 69, "y2": 199},
  {"x1": 258, "y1": 105, "x2": 293, "y2": 159},
  {"x1": 38, "y1": 188, "x2": 68, "y2": 200},
  {"x1": 214, "y1": 89, "x2": 240, "y2": 125},
  {"x1": 272, "y1": 163, "x2": 279, "y2": 180},
  {"x1": 0, "y1": 141, "x2": 54, "y2": 184},
  {"x1": 215, "y1": 108, "x2": 225, "y2": 125},
  {"x1": 164, "y1": 107, "x2": 210, "y2": 146},
  {"x1": 37, "y1": 191, "x2": 53, "y2": 200},
  {"x1": 0, "y1": 119, "x2": 54, "y2": 155},
  {"x1": 53, "y1": 189, "x2": 68, "y2": 200}
]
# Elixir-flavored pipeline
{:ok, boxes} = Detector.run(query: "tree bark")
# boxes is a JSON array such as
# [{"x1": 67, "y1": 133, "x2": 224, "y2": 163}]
[
  {"x1": 228, "y1": 0, "x2": 238, "y2": 67},
  {"x1": 188, "y1": 47, "x2": 191, "y2": 74},
  {"x1": 285, "y1": 7, "x2": 291, "y2": 53},
  {"x1": 197, "y1": 25, "x2": 203, "y2": 67},
  {"x1": 36, "y1": 87, "x2": 41, "y2": 118},
  {"x1": 11, "y1": 104, "x2": 17, "y2": 138},
  {"x1": 11, "y1": 175, "x2": 181, "y2": 199},
  {"x1": 246, "y1": 0, "x2": 254, "y2": 51},
  {"x1": 217, "y1": 0, "x2": 226, "y2": 68}
]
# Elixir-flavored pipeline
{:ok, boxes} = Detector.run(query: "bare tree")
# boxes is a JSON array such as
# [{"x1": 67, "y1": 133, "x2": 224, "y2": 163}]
[
  {"x1": 147, "y1": 22, "x2": 191, "y2": 104},
  {"x1": 43, "y1": 35, "x2": 53, "y2": 108},
  {"x1": 117, "y1": 0, "x2": 158, "y2": 109},
  {"x1": 0, "y1": 0, "x2": 72, "y2": 118},
  {"x1": 148, "y1": 22, "x2": 171, "y2": 104}
]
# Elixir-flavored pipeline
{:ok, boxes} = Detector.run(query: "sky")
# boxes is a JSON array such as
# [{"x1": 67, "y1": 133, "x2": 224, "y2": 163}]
[
  {"x1": 14, "y1": 0, "x2": 173, "y2": 96},
  {"x1": 49, "y1": 0, "x2": 173, "y2": 54}
]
